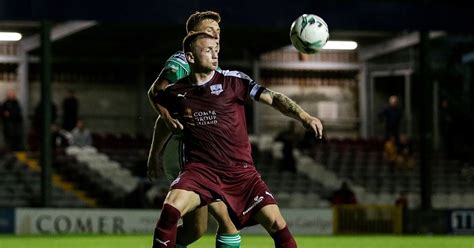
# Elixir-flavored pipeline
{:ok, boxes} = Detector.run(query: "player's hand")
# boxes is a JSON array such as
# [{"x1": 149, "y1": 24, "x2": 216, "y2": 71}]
[
  {"x1": 147, "y1": 151, "x2": 163, "y2": 181},
  {"x1": 157, "y1": 106, "x2": 184, "y2": 132},
  {"x1": 302, "y1": 115, "x2": 323, "y2": 139},
  {"x1": 162, "y1": 115, "x2": 184, "y2": 133}
]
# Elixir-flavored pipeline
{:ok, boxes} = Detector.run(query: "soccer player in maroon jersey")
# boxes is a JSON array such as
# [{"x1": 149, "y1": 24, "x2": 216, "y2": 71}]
[
  {"x1": 147, "y1": 11, "x2": 241, "y2": 248},
  {"x1": 150, "y1": 32, "x2": 323, "y2": 248}
]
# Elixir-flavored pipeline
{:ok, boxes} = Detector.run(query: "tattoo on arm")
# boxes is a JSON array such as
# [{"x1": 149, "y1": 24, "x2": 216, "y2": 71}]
[{"x1": 268, "y1": 90, "x2": 305, "y2": 120}]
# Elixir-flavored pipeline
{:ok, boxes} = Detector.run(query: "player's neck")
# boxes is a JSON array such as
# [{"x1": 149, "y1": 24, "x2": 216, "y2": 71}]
[{"x1": 189, "y1": 70, "x2": 215, "y2": 86}]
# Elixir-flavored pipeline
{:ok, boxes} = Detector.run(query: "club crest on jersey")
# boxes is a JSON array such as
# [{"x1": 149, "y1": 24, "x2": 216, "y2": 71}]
[{"x1": 210, "y1": 84, "x2": 223, "y2": 95}]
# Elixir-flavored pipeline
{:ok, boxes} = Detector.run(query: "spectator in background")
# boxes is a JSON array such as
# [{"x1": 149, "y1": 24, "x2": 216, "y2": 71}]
[
  {"x1": 331, "y1": 181, "x2": 357, "y2": 205},
  {"x1": 62, "y1": 89, "x2": 79, "y2": 131},
  {"x1": 29, "y1": 101, "x2": 58, "y2": 150},
  {"x1": 275, "y1": 121, "x2": 299, "y2": 173},
  {"x1": 395, "y1": 191, "x2": 409, "y2": 233},
  {"x1": 379, "y1": 95, "x2": 403, "y2": 143},
  {"x1": 33, "y1": 101, "x2": 58, "y2": 134},
  {"x1": 1, "y1": 89, "x2": 24, "y2": 150},
  {"x1": 299, "y1": 129, "x2": 319, "y2": 153},
  {"x1": 395, "y1": 191, "x2": 408, "y2": 209},
  {"x1": 439, "y1": 99, "x2": 455, "y2": 158},
  {"x1": 51, "y1": 123, "x2": 70, "y2": 149},
  {"x1": 396, "y1": 133, "x2": 415, "y2": 169},
  {"x1": 383, "y1": 135, "x2": 398, "y2": 164},
  {"x1": 71, "y1": 119, "x2": 92, "y2": 147}
]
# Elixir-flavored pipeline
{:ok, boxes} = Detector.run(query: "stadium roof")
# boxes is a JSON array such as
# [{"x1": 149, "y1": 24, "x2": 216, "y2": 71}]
[{"x1": 0, "y1": 0, "x2": 473, "y2": 67}]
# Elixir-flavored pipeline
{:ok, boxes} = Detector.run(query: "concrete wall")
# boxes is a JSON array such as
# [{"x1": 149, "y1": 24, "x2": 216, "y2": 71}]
[
  {"x1": 256, "y1": 83, "x2": 359, "y2": 138},
  {"x1": 26, "y1": 80, "x2": 156, "y2": 135}
]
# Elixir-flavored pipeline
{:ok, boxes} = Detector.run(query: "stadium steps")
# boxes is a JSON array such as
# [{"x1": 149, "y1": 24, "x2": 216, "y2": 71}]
[{"x1": 15, "y1": 151, "x2": 97, "y2": 207}]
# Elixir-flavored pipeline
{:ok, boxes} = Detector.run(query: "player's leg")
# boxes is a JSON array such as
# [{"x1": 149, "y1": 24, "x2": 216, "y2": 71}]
[
  {"x1": 253, "y1": 204, "x2": 297, "y2": 248},
  {"x1": 208, "y1": 201, "x2": 241, "y2": 248},
  {"x1": 153, "y1": 189, "x2": 201, "y2": 248},
  {"x1": 175, "y1": 205, "x2": 209, "y2": 247}
]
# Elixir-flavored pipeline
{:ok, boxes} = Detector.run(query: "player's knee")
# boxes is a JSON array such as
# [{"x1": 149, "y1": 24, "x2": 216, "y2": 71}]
[
  {"x1": 163, "y1": 189, "x2": 200, "y2": 215},
  {"x1": 163, "y1": 198, "x2": 180, "y2": 212},
  {"x1": 257, "y1": 210, "x2": 287, "y2": 233},
  {"x1": 216, "y1": 219, "x2": 238, "y2": 234},
  {"x1": 214, "y1": 212, "x2": 236, "y2": 233},
  {"x1": 269, "y1": 215, "x2": 287, "y2": 233}
]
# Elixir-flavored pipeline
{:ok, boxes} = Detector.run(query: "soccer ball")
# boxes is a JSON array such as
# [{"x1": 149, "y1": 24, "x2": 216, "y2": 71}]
[{"x1": 290, "y1": 14, "x2": 329, "y2": 54}]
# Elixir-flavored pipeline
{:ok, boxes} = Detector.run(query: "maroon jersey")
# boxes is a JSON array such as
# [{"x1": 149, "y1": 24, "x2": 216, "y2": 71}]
[{"x1": 158, "y1": 70, "x2": 265, "y2": 169}]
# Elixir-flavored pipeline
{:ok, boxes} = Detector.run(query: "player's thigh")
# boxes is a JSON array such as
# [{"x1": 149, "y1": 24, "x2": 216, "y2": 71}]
[
  {"x1": 253, "y1": 204, "x2": 287, "y2": 233},
  {"x1": 181, "y1": 205, "x2": 209, "y2": 236},
  {"x1": 164, "y1": 188, "x2": 201, "y2": 215},
  {"x1": 208, "y1": 201, "x2": 238, "y2": 234}
]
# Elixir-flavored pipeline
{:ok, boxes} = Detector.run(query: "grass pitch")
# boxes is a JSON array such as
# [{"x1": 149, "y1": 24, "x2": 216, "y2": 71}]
[{"x1": 1, "y1": 234, "x2": 473, "y2": 248}]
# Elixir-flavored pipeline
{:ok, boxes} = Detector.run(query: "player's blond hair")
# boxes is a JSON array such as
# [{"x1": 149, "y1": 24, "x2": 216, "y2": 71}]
[
  {"x1": 182, "y1": 31, "x2": 217, "y2": 53},
  {"x1": 186, "y1": 11, "x2": 221, "y2": 33}
]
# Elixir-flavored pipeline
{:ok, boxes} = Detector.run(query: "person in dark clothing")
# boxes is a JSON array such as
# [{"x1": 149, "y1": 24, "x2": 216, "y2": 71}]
[
  {"x1": 395, "y1": 191, "x2": 409, "y2": 233},
  {"x1": 33, "y1": 101, "x2": 58, "y2": 133},
  {"x1": 1, "y1": 90, "x2": 24, "y2": 150},
  {"x1": 28, "y1": 101, "x2": 58, "y2": 151},
  {"x1": 379, "y1": 95, "x2": 403, "y2": 143},
  {"x1": 62, "y1": 90, "x2": 79, "y2": 131},
  {"x1": 331, "y1": 181, "x2": 358, "y2": 205},
  {"x1": 439, "y1": 99, "x2": 456, "y2": 158},
  {"x1": 275, "y1": 121, "x2": 299, "y2": 173}
]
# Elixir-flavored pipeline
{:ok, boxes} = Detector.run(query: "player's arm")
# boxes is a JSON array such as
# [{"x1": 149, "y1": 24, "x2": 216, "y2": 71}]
[
  {"x1": 148, "y1": 77, "x2": 184, "y2": 131},
  {"x1": 148, "y1": 58, "x2": 187, "y2": 130},
  {"x1": 147, "y1": 116, "x2": 173, "y2": 181},
  {"x1": 259, "y1": 88, "x2": 323, "y2": 139}
]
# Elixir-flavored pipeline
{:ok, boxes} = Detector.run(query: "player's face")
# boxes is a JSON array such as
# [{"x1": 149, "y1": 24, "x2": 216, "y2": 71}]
[
  {"x1": 194, "y1": 19, "x2": 221, "y2": 40},
  {"x1": 192, "y1": 37, "x2": 219, "y2": 72}
]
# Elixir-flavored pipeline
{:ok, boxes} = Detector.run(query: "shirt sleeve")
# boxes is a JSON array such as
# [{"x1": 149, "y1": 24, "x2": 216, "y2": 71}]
[
  {"x1": 158, "y1": 60, "x2": 189, "y2": 84},
  {"x1": 227, "y1": 70, "x2": 266, "y2": 102},
  {"x1": 152, "y1": 88, "x2": 172, "y2": 110}
]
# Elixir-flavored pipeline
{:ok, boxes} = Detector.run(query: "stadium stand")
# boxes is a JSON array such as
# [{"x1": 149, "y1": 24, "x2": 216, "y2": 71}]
[{"x1": 0, "y1": 151, "x2": 89, "y2": 208}]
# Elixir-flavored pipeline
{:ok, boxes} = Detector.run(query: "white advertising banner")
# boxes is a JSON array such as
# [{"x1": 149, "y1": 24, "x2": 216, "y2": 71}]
[
  {"x1": 15, "y1": 208, "x2": 160, "y2": 235},
  {"x1": 241, "y1": 208, "x2": 333, "y2": 235},
  {"x1": 15, "y1": 208, "x2": 333, "y2": 235}
]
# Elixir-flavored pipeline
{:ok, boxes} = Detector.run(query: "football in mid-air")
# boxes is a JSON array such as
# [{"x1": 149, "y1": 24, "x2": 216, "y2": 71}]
[{"x1": 290, "y1": 14, "x2": 329, "y2": 54}]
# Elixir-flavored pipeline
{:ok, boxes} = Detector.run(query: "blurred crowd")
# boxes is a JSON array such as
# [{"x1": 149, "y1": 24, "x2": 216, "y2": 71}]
[{"x1": 1, "y1": 89, "x2": 92, "y2": 151}]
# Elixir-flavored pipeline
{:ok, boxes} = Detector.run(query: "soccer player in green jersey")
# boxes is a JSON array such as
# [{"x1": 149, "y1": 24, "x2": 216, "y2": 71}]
[{"x1": 147, "y1": 11, "x2": 241, "y2": 248}]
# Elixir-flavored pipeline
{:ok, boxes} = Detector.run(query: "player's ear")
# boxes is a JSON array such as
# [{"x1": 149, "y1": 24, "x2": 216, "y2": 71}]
[{"x1": 185, "y1": 52, "x2": 195, "y2": 64}]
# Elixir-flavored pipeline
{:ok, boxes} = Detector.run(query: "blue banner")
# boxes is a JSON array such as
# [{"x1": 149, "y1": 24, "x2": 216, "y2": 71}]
[
  {"x1": 0, "y1": 208, "x2": 14, "y2": 234},
  {"x1": 449, "y1": 210, "x2": 474, "y2": 234}
]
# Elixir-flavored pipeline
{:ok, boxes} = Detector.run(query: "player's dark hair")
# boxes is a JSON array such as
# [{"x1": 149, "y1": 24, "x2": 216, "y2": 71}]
[
  {"x1": 186, "y1": 10, "x2": 221, "y2": 33},
  {"x1": 182, "y1": 31, "x2": 217, "y2": 53}
]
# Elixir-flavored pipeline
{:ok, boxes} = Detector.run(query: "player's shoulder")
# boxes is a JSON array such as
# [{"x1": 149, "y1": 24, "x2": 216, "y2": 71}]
[
  {"x1": 165, "y1": 51, "x2": 189, "y2": 70},
  {"x1": 219, "y1": 70, "x2": 253, "y2": 81},
  {"x1": 167, "y1": 50, "x2": 187, "y2": 63},
  {"x1": 165, "y1": 77, "x2": 188, "y2": 91}
]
